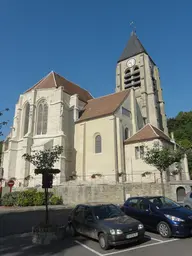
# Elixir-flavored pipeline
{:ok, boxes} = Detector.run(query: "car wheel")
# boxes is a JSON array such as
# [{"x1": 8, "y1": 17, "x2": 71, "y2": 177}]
[
  {"x1": 98, "y1": 233, "x2": 110, "y2": 250},
  {"x1": 157, "y1": 222, "x2": 172, "y2": 238},
  {"x1": 69, "y1": 224, "x2": 77, "y2": 237}
]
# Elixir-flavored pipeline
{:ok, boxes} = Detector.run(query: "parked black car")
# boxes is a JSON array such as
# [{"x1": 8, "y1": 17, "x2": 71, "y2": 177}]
[
  {"x1": 68, "y1": 203, "x2": 145, "y2": 250},
  {"x1": 122, "y1": 196, "x2": 192, "y2": 238}
]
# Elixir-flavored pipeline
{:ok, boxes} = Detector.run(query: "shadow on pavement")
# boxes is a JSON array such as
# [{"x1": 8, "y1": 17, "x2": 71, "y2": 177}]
[
  {"x1": 1, "y1": 233, "x2": 88, "y2": 256},
  {"x1": 0, "y1": 208, "x2": 72, "y2": 237},
  {"x1": 106, "y1": 235, "x2": 151, "y2": 251}
]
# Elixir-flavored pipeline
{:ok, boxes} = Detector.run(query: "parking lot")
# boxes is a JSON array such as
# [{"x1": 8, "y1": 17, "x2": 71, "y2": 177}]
[
  {"x1": 74, "y1": 231, "x2": 191, "y2": 256},
  {"x1": 1, "y1": 231, "x2": 192, "y2": 256}
]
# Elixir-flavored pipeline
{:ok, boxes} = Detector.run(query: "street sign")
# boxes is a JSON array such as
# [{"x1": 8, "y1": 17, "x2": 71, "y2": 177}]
[{"x1": 8, "y1": 179, "x2": 15, "y2": 192}]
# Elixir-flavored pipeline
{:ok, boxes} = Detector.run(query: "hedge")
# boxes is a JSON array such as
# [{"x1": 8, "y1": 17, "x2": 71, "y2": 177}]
[{"x1": 1, "y1": 188, "x2": 63, "y2": 207}]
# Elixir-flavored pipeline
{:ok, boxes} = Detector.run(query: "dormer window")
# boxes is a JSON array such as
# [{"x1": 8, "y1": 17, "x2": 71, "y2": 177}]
[{"x1": 122, "y1": 107, "x2": 131, "y2": 118}]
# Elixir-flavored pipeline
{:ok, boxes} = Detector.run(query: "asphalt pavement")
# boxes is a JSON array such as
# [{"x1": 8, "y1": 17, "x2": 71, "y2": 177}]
[
  {"x1": 1, "y1": 206, "x2": 192, "y2": 256},
  {"x1": 1, "y1": 231, "x2": 192, "y2": 256},
  {"x1": 0, "y1": 206, "x2": 72, "y2": 237}
]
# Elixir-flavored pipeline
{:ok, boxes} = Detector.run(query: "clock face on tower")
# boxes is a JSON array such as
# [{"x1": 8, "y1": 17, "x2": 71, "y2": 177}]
[{"x1": 126, "y1": 58, "x2": 136, "y2": 68}]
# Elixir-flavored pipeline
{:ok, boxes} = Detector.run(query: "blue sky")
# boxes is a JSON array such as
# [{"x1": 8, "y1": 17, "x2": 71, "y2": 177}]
[{"x1": 1, "y1": 0, "x2": 192, "y2": 138}]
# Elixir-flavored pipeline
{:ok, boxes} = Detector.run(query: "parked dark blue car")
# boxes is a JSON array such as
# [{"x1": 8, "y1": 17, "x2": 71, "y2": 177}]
[{"x1": 122, "y1": 196, "x2": 192, "y2": 238}]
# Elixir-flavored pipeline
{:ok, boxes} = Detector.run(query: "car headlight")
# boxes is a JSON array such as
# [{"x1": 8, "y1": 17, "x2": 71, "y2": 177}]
[
  {"x1": 165, "y1": 214, "x2": 185, "y2": 222},
  {"x1": 109, "y1": 229, "x2": 123, "y2": 235},
  {"x1": 138, "y1": 224, "x2": 144, "y2": 230},
  {"x1": 116, "y1": 229, "x2": 123, "y2": 235}
]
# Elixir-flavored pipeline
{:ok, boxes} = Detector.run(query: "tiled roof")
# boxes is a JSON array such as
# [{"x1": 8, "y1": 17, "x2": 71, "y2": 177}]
[
  {"x1": 124, "y1": 124, "x2": 170, "y2": 144},
  {"x1": 25, "y1": 71, "x2": 93, "y2": 103},
  {"x1": 76, "y1": 90, "x2": 130, "y2": 123}
]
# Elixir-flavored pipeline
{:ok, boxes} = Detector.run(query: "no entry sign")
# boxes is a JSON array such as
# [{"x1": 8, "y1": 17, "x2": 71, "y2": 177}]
[{"x1": 8, "y1": 179, "x2": 15, "y2": 192}]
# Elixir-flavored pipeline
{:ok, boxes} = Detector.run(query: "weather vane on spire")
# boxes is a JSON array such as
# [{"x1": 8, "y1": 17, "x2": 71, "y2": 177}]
[{"x1": 130, "y1": 21, "x2": 136, "y2": 34}]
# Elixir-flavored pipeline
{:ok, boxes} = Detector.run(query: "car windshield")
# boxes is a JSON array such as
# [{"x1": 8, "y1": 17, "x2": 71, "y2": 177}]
[
  {"x1": 149, "y1": 196, "x2": 181, "y2": 209},
  {"x1": 93, "y1": 205, "x2": 124, "y2": 220}
]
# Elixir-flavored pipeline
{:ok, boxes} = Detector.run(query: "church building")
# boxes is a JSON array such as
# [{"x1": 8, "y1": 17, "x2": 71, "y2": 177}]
[{"x1": 2, "y1": 32, "x2": 190, "y2": 187}]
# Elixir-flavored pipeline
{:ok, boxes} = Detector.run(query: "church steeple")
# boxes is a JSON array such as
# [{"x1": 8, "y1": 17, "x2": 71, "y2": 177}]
[
  {"x1": 117, "y1": 31, "x2": 148, "y2": 63},
  {"x1": 115, "y1": 30, "x2": 168, "y2": 135}
]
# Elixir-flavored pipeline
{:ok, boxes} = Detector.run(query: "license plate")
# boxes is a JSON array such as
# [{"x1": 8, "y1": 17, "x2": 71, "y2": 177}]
[{"x1": 126, "y1": 232, "x2": 138, "y2": 239}]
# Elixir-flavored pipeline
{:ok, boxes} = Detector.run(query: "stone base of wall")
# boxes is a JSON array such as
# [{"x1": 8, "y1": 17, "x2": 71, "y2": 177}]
[{"x1": 53, "y1": 183, "x2": 189, "y2": 205}]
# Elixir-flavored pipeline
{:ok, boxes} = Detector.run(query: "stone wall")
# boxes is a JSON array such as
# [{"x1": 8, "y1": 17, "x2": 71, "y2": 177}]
[
  {"x1": 53, "y1": 183, "x2": 180, "y2": 205},
  {"x1": 9, "y1": 182, "x2": 192, "y2": 205}
]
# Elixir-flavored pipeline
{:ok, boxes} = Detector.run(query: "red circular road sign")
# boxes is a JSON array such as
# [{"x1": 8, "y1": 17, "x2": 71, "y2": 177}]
[{"x1": 8, "y1": 180, "x2": 15, "y2": 187}]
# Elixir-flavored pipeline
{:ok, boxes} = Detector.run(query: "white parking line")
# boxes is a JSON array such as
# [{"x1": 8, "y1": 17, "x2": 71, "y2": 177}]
[
  {"x1": 75, "y1": 238, "x2": 179, "y2": 256},
  {"x1": 145, "y1": 235, "x2": 163, "y2": 242},
  {"x1": 102, "y1": 239, "x2": 179, "y2": 256},
  {"x1": 75, "y1": 240, "x2": 103, "y2": 256}
]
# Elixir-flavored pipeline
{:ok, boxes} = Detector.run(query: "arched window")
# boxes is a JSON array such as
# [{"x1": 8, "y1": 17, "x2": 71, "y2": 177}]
[
  {"x1": 124, "y1": 127, "x2": 129, "y2": 140},
  {"x1": 134, "y1": 66, "x2": 139, "y2": 71},
  {"x1": 124, "y1": 65, "x2": 141, "y2": 89},
  {"x1": 24, "y1": 102, "x2": 30, "y2": 136},
  {"x1": 95, "y1": 135, "x2": 102, "y2": 153},
  {"x1": 125, "y1": 68, "x2": 131, "y2": 74},
  {"x1": 36, "y1": 100, "x2": 48, "y2": 135}
]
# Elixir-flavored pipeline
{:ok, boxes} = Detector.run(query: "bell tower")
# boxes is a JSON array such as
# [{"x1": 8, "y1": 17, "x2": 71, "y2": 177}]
[{"x1": 116, "y1": 31, "x2": 168, "y2": 134}]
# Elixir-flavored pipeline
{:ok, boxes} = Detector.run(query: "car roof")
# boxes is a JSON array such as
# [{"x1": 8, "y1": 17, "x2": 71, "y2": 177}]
[
  {"x1": 75, "y1": 203, "x2": 116, "y2": 208},
  {"x1": 127, "y1": 196, "x2": 163, "y2": 200}
]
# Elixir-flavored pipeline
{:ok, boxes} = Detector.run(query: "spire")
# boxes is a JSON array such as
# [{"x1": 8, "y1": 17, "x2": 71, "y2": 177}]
[{"x1": 117, "y1": 31, "x2": 148, "y2": 63}]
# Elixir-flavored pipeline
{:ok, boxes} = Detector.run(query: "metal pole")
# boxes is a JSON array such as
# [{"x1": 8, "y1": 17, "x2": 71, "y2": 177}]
[{"x1": 45, "y1": 187, "x2": 49, "y2": 225}]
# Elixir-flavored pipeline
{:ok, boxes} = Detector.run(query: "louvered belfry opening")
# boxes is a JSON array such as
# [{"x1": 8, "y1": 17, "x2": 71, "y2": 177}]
[{"x1": 124, "y1": 65, "x2": 141, "y2": 89}]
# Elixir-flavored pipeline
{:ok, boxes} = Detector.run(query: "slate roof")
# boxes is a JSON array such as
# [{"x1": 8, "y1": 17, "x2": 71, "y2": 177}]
[
  {"x1": 25, "y1": 71, "x2": 93, "y2": 103},
  {"x1": 124, "y1": 124, "x2": 171, "y2": 144},
  {"x1": 118, "y1": 32, "x2": 148, "y2": 63},
  {"x1": 76, "y1": 90, "x2": 130, "y2": 123}
]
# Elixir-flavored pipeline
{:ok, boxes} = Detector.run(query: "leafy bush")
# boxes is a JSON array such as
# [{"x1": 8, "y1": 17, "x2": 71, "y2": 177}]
[
  {"x1": 1, "y1": 189, "x2": 62, "y2": 206},
  {"x1": 17, "y1": 188, "x2": 38, "y2": 206},
  {"x1": 1, "y1": 191, "x2": 20, "y2": 206},
  {"x1": 49, "y1": 195, "x2": 63, "y2": 205},
  {"x1": 33, "y1": 192, "x2": 45, "y2": 206}
]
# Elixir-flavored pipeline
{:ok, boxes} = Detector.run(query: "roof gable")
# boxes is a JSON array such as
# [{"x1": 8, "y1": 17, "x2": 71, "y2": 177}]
[
  {"x1": 124, "y1": 124, "x2": 170, "y2": 144},
  {"x1": 118, "y1": 32, "x2": 147, "y2": 63},
  {"x1": 25, "y1": 71, "x2": 93, "y2": 103},
  {"x1": 76, "y1": 90, "x2": 130, "y2": 123}
]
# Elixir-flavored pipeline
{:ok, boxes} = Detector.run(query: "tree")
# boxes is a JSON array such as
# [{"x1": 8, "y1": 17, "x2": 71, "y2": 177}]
[
  {"x1": 167, "y1": 111, "x2": 192, "y2": 176},
  {"x1": 23, "y1": 145, "x2": 63, "y2": 225},
  {"x1": 0, "y1": 108, "x2": 9, "y2": 166},
  {"x1": 143, "y1": 143, "x2": 183, "y2": 196},
  {"x1": 0, "y1": 108, "x2": 9, "y2": 137}
]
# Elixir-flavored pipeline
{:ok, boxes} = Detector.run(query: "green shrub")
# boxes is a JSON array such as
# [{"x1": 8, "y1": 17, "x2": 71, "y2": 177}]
[
  {"x1": 49, "y1": 195, "x2": 63, "y2": 205},
  {"x1": 1, "y1": 189, "x2": 62, "y2": 207},
  {"x1": 1, "y1": 191, "x2": 20, "y2": 206},
  {"x1": 33, "y1": 192, "x2": 45, "y2": 206}
]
